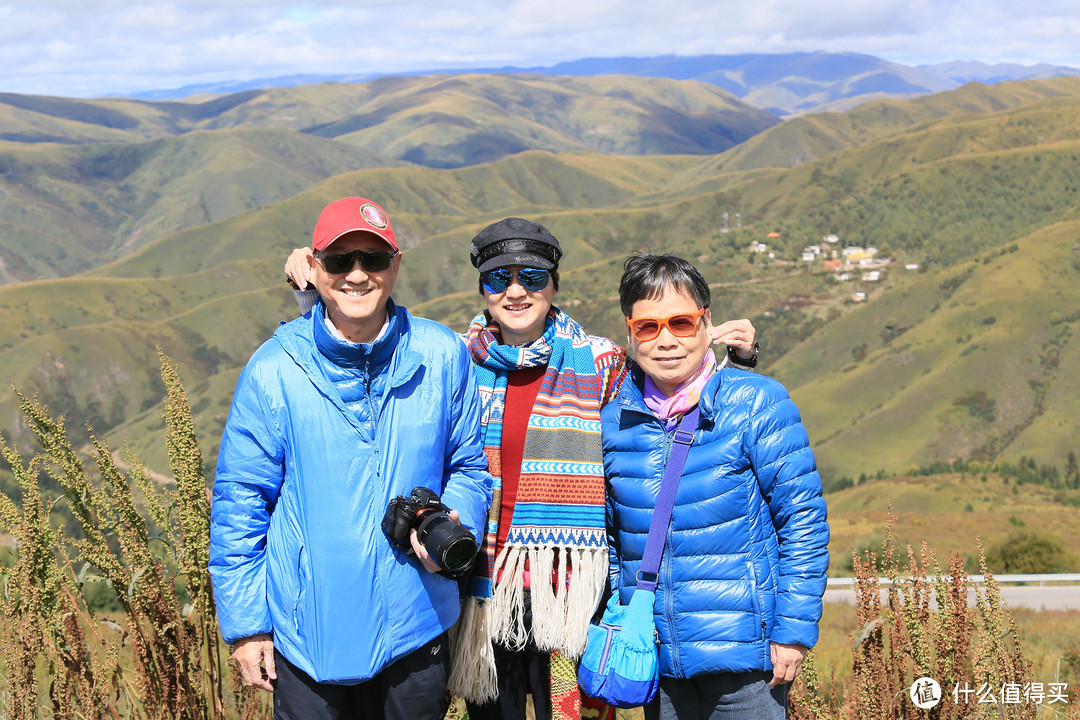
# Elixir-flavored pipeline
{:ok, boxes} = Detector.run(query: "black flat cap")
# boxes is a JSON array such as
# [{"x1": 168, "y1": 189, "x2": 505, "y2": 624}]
[{"x1": 469, "y1": 218, "x2": 562, "y2": 274}]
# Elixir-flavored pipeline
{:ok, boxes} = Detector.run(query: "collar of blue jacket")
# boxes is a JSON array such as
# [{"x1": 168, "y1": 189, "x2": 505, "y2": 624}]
[{"x1": 313, "y1": 298, "x2": 400, "y2": 371}]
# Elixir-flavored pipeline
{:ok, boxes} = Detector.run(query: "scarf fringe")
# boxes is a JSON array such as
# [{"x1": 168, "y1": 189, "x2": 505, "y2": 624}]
[
  {"x1": 562, "y1": 547, "x2": 609, "y2": 658},
  {"x1": 493, "y1": 545, "x2": 608, "y2": 659},
  {"x1": 528, "y1": 545, "x2": 560, "y2": 650},
  {"x1": 449, "y1": 546, "x2": 609, "y2": 704},
  {"x1": 488, "y1": 545, "x2": 529, "y2": 650},
  {"x1": 448, "y1": 597, "x2": 498, "y2": 703}
]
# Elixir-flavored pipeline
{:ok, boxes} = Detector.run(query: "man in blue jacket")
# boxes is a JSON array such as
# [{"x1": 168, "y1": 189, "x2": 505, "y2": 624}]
[{"x1": 210, "y1": 196, "x2": 493, "y2": 720}]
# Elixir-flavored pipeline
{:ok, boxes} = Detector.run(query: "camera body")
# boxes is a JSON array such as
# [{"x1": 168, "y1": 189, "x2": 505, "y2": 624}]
[{"x1": 382, "y1": 486, "x2": 478, "y2": 576}]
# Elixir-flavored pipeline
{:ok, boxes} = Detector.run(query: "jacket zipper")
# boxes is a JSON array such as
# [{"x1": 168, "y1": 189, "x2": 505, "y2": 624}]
[
  {"x1": 293, "y1": 545, "x2": 306, "y2": 635},
  {"x1": 364, "y1": 358, "x2": 381, "y2": 478},
  {"x1": 747, "y1": 559, "x2": 768, "y2": 664}
]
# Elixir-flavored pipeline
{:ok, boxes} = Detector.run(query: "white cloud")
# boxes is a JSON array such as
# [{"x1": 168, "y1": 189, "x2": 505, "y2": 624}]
[{"x1": 0, "y1": 0, "x2": 1078, "y2": 97}]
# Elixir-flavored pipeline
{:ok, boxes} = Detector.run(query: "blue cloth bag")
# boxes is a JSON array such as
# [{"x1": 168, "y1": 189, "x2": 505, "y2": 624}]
[
  {"x1": 577, "y1": 586, "x2": 659, "y2": 707},
  {"x1": 577, "y1": 406, "x2": 699, "y2": 708}
]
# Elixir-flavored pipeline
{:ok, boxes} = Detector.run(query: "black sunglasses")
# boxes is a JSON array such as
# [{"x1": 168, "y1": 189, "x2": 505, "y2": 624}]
[
  {"x1": 481, "y1": 267, "x2": 550, "y2": 294},
  {"x1": 317, "y1": 249, "x2": 399, "y2": 274}
]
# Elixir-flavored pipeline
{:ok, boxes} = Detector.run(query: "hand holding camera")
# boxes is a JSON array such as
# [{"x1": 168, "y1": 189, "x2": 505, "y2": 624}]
[{"x1": 382, "y1": 487, "x2": 479, "y2": 576}]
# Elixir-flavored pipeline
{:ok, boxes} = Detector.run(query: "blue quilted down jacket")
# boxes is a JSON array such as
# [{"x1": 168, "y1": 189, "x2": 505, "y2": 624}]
[
  {"x1": 210, "y1": 301, "x2": 492, "y2": 684},
  {"x1": 602, "y1": 365, "x2": 829, "y2": 679}
]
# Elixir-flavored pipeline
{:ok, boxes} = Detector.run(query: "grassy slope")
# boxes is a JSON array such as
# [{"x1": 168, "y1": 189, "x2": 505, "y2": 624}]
[
  {"x1": 2, "y1": 79, "x2": 1079, "y2": 482},
  {"x1": 826, "y1": 472, "x2": 1080, "y2": 575},
  {"x1": 687, "y1": 76, "x2": 1080, "y2": 176},
  {"x1": 0, "y1": 75, "x2": 778, "y2": 282},
  {"x1": 90, "y1": 150, "x2": 702, "y2": 290},
  {"x1": 0, "y1": 130, "x2": 400, "y2": 281},
  {"x1": 776, "y1": 216, "x2": 1080, "y2": 479}
]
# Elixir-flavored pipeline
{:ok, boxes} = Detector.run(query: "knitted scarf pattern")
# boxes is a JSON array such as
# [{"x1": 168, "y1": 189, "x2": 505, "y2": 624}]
[{"x1": 450, "y1": 307, "x2": 624, "y2": 709}]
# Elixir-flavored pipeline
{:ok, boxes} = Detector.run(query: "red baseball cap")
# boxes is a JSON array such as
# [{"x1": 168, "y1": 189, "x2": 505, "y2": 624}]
[{"x1": 312, "y1": 197, "x2": 398, "y2": 252}]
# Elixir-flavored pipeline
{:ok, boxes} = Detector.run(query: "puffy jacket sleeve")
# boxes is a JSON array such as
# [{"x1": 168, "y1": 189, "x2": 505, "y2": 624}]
[
  {"x1": 746, "y1": 380, "x2": 830, "y2": 649},
  {"x1": 209, "y1": 359, "x2": 286, "y2": 644},
  {"x1": 606, "y1": 487, "x2": 621, "y2": 592},
  {"x1": 435, "y1": 338, "x2": 493, "y2": 544}
]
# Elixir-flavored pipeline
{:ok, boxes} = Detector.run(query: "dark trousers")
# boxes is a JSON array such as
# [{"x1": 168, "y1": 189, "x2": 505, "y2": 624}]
[
  {"x1": 643, "y1": 671, "x2": 789, "y2": 720},
  {"x1": 273, "y1": 633, "x2": 451, "y2": 720},
  {"x1": 465, "y1": 596, "x2": 552, "y2": 720}
]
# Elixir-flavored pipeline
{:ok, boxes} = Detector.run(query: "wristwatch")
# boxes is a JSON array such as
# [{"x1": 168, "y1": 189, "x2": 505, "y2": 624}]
[{"x1": 728, "y1": 342, "x2": 759, "y2": 369}]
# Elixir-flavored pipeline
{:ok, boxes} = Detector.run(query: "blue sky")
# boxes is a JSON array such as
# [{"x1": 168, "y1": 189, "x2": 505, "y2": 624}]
[{"x1": 3, "y1": 0, "x2": 1080, "y2": 98}]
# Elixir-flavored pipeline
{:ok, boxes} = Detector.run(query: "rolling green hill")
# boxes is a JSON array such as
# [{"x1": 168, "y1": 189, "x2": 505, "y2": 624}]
[
  {"x1": 778, "y1": 217, "x2": 1080, "y2": 478},
  {"x1": 0, "y1": 129, "x2": 400, "y2": 282},
  {"x1": 1, "y1": 75, "x2": 778, "y2": 282},
  {"x1": 1, "y1": 77, "x2": 1079, "y2": 484},
  {"x1": 2, "y1": 75, "x2": 778, "y2": 157},
  {"x1": 825, "y1": 472, "x2": 1080, "y2": 576},
  {"x1": 677, "y1": 77, "x2": 1080, "y2": 180}
]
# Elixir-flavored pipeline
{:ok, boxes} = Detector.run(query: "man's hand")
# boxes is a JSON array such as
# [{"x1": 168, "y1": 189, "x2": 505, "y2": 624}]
[
  {"x1": 284, "y1": 247, "x2": 315, "y2": 290},
  {"x1": 409, "y1": 509, "x2": 461, "y2": 573},
  {"x1": 769, "y1": 642, "x2": 808, "y2": 687},
  {"x1": 708, "y1": 318, "x2": 756, "y2": 359},
  {"x1": 232, "y1": 633, "x2": 276, "y2": 692}
]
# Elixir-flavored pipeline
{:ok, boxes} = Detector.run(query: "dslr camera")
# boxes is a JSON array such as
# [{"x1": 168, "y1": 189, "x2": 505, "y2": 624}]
[{"x1": 382, "y1": 486, "x2": 478, "y2": 576}]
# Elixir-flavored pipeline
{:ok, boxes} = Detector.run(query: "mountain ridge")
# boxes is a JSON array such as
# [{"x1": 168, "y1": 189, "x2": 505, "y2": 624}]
[
  {"x1": 116, "y1": 52, "x2": 1080, "y2": 116},
  {"x1": 0, "y1": 74, "x2": 776, "y2": 281},
  {"x1": 1, "y1": 77, "x2": 1078, "y2": 483}
]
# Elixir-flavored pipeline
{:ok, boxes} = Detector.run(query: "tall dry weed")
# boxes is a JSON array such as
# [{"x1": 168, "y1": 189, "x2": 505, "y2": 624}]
[
  {"x1": 0, "y1": 351, "x2": 269, "y2": 719},
  {"x1": 790, "y1": 511, "x2": 1064, "y2": 719}
]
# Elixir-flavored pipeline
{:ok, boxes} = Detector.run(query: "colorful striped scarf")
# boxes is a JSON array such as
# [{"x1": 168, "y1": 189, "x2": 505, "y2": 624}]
[{"x1": 449, "y1": 307, "x2": 624, "y2": 716}]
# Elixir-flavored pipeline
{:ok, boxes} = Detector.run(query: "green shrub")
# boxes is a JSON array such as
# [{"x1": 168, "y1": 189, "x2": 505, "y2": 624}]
[
  {"x1": 984, "y1": 529, "x2": 1079, "y2": 574},
  {"x1": 952, "y1": 389, "x2": 996, "y2": 422},
  {"x1": 824, "y1": 475, "x2": 854, "y2": 494}
]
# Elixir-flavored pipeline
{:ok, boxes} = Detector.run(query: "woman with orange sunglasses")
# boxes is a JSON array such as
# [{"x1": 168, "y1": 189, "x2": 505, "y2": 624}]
[{"x1": 601, "y1": 253, "x2": 828, "y2": 720}]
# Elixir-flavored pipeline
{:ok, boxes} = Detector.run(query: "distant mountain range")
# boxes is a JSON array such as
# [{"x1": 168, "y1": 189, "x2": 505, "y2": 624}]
[
  {"x1": 2, "y1": 75, "x2": 1079, "y2": 483},
  {"x1": 122, "y1": 52, "x2": 1080, "y2": 115},
  {"x1": 0, "y1": 74, "x2": 777, "y2": 281}
]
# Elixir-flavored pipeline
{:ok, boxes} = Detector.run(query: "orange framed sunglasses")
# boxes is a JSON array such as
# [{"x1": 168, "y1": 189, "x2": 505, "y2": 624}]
[{"x1": 626, "y1": 308, "x2": 707, "y2": 341}]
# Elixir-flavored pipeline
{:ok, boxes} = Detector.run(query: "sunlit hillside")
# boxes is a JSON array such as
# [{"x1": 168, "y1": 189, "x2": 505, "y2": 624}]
[
  {"x1": 0, "y1": 74, "x2": 777, "y2": 282},
  {"x1": 0, "y1": 77, "x2": 1078, "y2": 482}
]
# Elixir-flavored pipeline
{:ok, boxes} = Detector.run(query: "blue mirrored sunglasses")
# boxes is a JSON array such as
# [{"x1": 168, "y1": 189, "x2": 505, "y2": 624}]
[{"x1": 481, "y1": 267, "x2": 550, "y2": 293}]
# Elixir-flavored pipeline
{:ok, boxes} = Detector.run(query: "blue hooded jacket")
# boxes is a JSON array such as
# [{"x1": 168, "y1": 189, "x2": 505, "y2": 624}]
[
  {"x1": 602, "y1": 365, "x2": 829, "y2": 679},
  {"x1": 210, "y1": 301, "x2": 492, "y2": 684}
]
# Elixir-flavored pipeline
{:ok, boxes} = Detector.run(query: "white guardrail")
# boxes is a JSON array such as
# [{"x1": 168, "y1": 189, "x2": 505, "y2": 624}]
[{"x1": 826, "y1": 573, "x2": 1080, "y2": 587}]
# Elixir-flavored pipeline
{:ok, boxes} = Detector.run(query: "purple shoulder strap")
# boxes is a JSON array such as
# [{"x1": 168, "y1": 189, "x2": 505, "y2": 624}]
[{"x1": 635, "y1": 406, "x2": 699, "y2": 593}]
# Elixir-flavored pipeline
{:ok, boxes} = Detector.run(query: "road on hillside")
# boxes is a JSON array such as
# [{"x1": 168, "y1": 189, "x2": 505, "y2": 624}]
[{"x1": 824, "y1": 585, "x2": 1080, "y2": 610}]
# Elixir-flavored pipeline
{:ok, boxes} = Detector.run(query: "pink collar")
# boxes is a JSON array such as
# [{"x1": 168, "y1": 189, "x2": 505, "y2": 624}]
[{"x1": 643, "y1": 350, "x2": 717, "y2": 429}]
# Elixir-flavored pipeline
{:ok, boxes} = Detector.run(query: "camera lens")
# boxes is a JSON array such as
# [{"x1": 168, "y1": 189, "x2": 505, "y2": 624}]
[
  {"x1": 416, "y1": 511, "x2": 478, "y2": 574},
  {"x1": 439, "y1": 535, "x2": 479, "y2": 574}
]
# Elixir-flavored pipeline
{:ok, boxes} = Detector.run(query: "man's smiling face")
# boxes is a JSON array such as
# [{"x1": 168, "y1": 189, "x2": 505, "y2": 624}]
[{"x1": 310, "y1": 232, "x2": 401, "y2": 343}]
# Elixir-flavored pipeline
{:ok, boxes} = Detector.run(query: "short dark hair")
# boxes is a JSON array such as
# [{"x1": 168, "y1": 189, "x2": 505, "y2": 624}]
[{"x1": 619, "y1": 253, "x2": 710, "y2": 317}]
